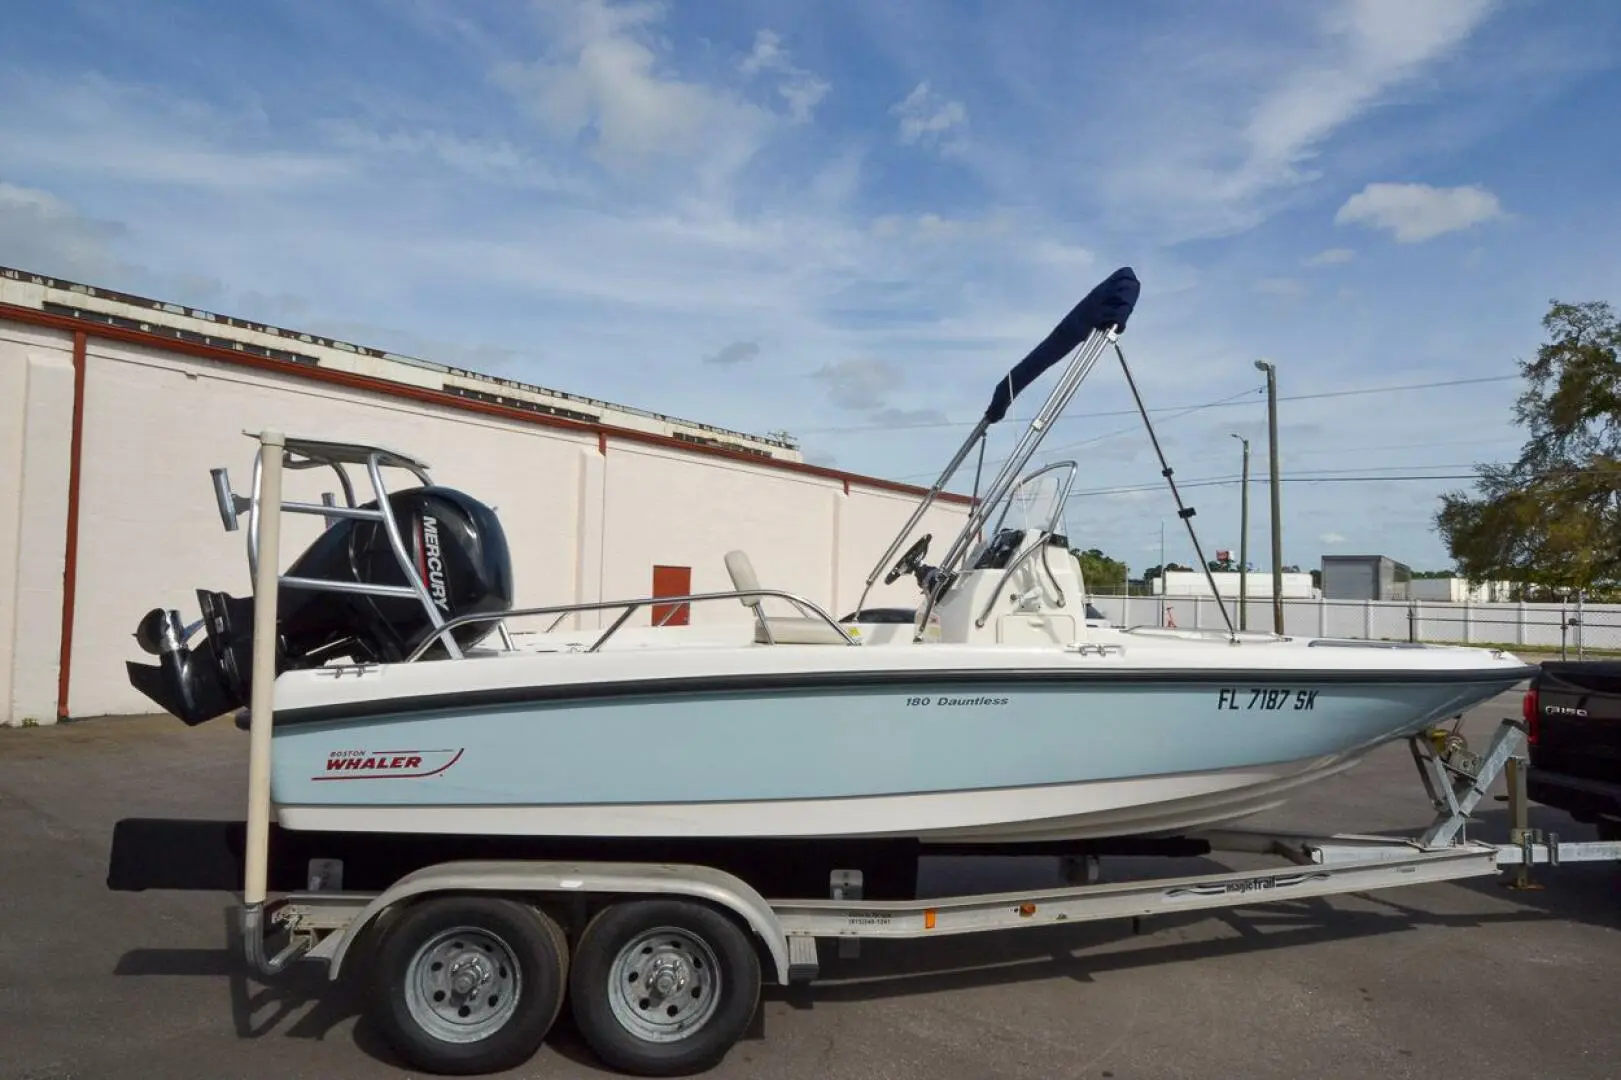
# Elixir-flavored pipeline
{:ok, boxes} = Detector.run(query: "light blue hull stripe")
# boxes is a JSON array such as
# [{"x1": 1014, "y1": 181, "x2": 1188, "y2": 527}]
[{"x1": 269, "y1": 676, "x2": 1518, "y2": 808}]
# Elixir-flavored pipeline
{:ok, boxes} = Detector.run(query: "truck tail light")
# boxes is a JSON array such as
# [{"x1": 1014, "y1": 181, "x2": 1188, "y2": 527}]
[{"x1": 1522, "y1": 686, "x2": 1539, "y2": 745}]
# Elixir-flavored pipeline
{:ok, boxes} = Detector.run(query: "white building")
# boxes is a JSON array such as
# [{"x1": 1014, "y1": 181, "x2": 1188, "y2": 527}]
[
  {"x1": 1152, "y1": 569, "x2": 1317, "y2": 600},
  {"x1": 1, "y1": 268, "x2": 970, "y2": 725},
  {"x1": 1407, "y1": 576, "x2": 1517, "y2": 603}
]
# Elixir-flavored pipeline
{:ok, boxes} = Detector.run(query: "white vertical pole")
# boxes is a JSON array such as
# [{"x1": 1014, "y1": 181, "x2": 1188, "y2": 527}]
[{"x1": 243, "y1": 429, "x2": 285, "y2": 908}]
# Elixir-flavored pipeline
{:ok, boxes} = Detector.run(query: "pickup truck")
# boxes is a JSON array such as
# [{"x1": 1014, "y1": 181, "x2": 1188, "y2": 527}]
[{"x1": 1524, "y1": 660, "x2": 1621, "y2": 841}]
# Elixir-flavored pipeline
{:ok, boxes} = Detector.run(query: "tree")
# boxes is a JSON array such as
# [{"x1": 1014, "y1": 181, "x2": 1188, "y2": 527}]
[
  {"x1": 1435, "y1": 298, "x2": 1621, "y2": 595},
  {"x1": 1072, "y1": 547, "x2": 1129, "y2": 590}
]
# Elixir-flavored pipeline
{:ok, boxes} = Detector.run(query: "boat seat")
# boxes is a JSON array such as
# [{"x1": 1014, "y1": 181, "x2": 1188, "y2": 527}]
[{"x1": 723, "y1": 549, "x2": 851, "y2": 645}]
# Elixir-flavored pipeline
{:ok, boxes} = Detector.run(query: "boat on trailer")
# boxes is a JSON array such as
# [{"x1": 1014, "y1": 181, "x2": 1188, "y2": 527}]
[
  {"x1": 123, "y1": 266, "x2": 1533, "y2": 849},
  {"x1": 109, "y1": 266, "x2": 1605, "y2": 1077}
]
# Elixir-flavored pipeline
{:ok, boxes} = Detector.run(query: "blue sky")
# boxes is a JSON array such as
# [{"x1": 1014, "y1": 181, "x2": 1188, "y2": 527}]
[{"x1": 4, "y1": 0, "x2": 1620, "y2": 574}]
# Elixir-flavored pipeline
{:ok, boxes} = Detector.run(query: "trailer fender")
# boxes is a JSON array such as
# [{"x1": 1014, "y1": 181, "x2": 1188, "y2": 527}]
[{"x1": 323, "y1": 859, "x2": 794, "y2": 985}]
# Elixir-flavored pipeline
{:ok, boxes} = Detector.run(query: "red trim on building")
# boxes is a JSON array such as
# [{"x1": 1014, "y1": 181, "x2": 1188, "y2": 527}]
[
  {"x1": 56, "y1": 330, "x2": 87, "y2": 720},
  {"x1": 0, "y1": 302, "x2": 973, "y2": 505}
]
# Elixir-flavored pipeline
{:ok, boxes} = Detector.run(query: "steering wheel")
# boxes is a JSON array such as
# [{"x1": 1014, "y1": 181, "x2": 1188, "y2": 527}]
[{"x1": 884, "y1": 534, "x2": 932, "y2": 585}]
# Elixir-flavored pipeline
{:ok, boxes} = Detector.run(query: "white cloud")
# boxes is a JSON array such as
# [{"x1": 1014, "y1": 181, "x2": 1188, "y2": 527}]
[
  {"x1": 1256, "y1": 277, "x2": 1308, "y2": 297},
  {"x1": 890, "y1": 82, "x2": 968, "y2": 152},
  {"x1": 491, "y1": 0, "x2": 774, "y2": 181},
  {"x1": 704, "y1": 340, "x2": 760, "y2": 366},
  {"x1": 316, "y1": 122, "x2": 590, "y2": 194},
  {"x1": 739, "y1": 28, "x2": 788, "y2": 76},
  {"x1": 1305, "y1": 247, "x2": 1356, "y2": 266},
  {"x1": 0, "y1": 73, "x2": 349, "y2": 193},
  {"x1": 0, "y1": 182, "x2": 127, "y2": 279},
  {"x1": 1320, "y1": 532, "x2": 1349, "y2": 545},
  {"x1": 808, "y1": 358, "x2": 904, "y2": 412},
  {"x1": 1333, "y1": 181, "x2": 1504, "y2": 242},
  {"x1": 739, "y1": 29, "x2": 831, "y2": 124},
  {"x1": 1240, "y1": 0, "x2": 1499, "y2": 187},
  {"x1": 1013, "y1": 0, "x2": 1502, "y2": 242}
]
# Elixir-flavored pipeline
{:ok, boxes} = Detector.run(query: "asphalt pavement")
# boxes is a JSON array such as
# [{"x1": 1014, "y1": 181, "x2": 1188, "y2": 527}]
[{"x1": 2, "y1": 689, "x2": 1619, "y2": 1080}]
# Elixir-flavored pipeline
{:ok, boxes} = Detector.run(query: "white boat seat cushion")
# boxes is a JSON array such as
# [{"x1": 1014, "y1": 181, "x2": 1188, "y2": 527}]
[
  {"x1": 752, "y1": 616, "x2": 852, "y2": 646},
  {"x1": 724, "y1": 548, "x2": 850, "y2": 645}
]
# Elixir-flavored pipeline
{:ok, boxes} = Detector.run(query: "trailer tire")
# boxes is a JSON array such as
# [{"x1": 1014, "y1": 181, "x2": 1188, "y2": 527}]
[
  {"x1": 368, "y1": 895, "x2": 568, "y2": 1075},
  {"x1": 569, "y1": 898, "x2": 761, "y2": 1076}
]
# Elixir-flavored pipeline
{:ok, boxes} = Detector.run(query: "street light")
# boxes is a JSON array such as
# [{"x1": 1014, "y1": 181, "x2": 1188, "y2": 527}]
[
  {"x1": 1254, "y1": 359, "x2": 1283, "y2": 634},
  {"x1": 1230, "y1": 433, "x2": 1249, "y2": 631}
]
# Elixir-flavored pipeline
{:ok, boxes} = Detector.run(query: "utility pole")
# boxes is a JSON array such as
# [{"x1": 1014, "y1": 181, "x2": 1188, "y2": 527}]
[
  {"x1": 1231, "y1": 433, "x2": 1249, "y2": 631},
  {"x1": 1158, "y1": 520, "x2": 1166, "y2": 627},
  {"x1": 1254, "y1": 359, "x2": 1283, "y2": 634}
]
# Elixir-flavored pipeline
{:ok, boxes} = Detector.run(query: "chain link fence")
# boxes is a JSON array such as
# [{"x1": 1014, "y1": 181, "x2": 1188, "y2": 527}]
[{"x1": 1084, "y1": 591, "x2": 1618, "y2": 658}]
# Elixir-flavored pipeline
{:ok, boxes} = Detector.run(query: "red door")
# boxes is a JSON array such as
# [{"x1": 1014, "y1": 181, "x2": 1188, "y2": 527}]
[{"x1": 651, "y1": 564, "x2": 692, "y2": 626}]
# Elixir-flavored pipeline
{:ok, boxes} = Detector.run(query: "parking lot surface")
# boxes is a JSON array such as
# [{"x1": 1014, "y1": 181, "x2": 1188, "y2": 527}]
[{"x1": 3, "y1": 689, "x2": 1620, "y2": 1080}]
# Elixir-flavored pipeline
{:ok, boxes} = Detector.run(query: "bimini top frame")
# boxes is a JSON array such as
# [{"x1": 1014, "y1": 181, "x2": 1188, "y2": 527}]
[
  {"x1": 851, "y1": 267, "x2": 1141, "y2": 633},
  {"x1": 853, "y1": 265, "x2": 1241, "y2": 643}
]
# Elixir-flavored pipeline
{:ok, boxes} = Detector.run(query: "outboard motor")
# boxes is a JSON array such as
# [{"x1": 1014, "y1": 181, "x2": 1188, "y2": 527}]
[{"x1": 126, "y1": 485, "x2": 514, "y2": 726}]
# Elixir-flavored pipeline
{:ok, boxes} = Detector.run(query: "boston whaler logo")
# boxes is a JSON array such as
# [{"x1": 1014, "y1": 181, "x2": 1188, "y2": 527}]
[
  {"x1": 313, "y1": 748, "x2": 464, "y2": 781},
  {"x1": 417, "y1": 514, "x2": 451, "y2": 612}
]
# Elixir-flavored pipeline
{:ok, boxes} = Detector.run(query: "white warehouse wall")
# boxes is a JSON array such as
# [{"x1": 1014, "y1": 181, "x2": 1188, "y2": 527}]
[
  {"x1": 1, "y1": 313, "x2": 971, "y2": 723},
  {"x1": 0, "y1": 323, "x2": 76, "y2": 727},
  {"x1": 1154, "y1": 570, "x2": 1317, "y2": 599}
]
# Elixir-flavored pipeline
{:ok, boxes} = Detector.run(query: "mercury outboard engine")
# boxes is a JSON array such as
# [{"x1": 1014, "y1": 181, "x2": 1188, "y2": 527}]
[{"x1": 126, "y1": 485, "x2": 514, "y2": 726}]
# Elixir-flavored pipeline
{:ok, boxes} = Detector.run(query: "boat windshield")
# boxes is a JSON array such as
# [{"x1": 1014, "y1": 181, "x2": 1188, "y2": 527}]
[{"x1": 970, "y1": 460, "x2": 1076, "y2": 561}]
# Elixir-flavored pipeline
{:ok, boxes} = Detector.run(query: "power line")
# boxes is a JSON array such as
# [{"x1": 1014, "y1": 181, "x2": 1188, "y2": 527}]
[
  {"x1": 1285, "y1": 436, "x2": 1520, "y2": 460},
  {"x1": 790, "y1": 371, "x2": 1519, "y2": 437},
  {"x1": 1064, "y1": 471, "x2": 1490, "y2": 501},
  {"x1": 892, "y1": 384, "x2": 1267, "y2": 483},
  {"x1": 1277, "y1": 373, "x2": 1519, "y2": 404}
]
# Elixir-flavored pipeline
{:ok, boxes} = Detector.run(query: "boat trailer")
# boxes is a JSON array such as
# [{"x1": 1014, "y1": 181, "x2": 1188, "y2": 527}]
[{"x1": 237, "y1": 708, "x2": 1618, "y2": 1076}]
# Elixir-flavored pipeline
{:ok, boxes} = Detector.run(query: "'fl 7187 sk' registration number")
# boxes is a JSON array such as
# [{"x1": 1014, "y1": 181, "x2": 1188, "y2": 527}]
[{"x1": 1218, "y1": 688, "x2": 1319, "y2": 711}]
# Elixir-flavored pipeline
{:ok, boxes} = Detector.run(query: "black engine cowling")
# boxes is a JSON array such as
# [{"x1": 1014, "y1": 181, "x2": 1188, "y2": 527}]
[{"x1": 126, "y1": 485, "x2": 514, "y2": 725}]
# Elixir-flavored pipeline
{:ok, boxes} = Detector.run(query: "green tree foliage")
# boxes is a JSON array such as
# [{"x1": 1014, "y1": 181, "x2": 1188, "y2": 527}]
[
  {"x1": 1072, "y1": 547, "x2": 1129, "y2": 589},
  {"x1": 1436, "y1": 299, "x2": 1621, "y2": 595}
]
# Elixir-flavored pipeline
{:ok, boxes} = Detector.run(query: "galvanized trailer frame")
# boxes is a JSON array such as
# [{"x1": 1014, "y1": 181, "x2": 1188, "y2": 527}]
[{"x1": 210, "y1": 428, "x2": 1621, "y2": 1077}]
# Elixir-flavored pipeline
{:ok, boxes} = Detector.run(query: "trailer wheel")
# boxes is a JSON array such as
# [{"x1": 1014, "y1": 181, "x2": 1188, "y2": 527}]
[
  {"x1": 368, "y1": 895, "x2": 568, "y2": 1075},
  {"x1": 569, "y1": 898, "x2": 761, "y2": 1076}
]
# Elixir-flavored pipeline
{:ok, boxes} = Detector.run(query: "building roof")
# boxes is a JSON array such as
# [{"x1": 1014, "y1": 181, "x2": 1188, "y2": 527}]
[
  {"x1": 0, "y1": 266, "x2": 973, "y2": 505},
  {"x1": 0, "y1": 264, "x2": 799, "y2": 462}
]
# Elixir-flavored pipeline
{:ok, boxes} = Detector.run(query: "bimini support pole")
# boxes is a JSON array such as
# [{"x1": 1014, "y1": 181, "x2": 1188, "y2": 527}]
[
  {"x1": 851, "y1": 415, "x2": 991, "y2": 617},
  {"x1": 1112, "y1": 344, "x2": 1236, "y2": 640}
]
